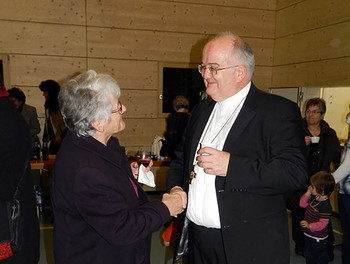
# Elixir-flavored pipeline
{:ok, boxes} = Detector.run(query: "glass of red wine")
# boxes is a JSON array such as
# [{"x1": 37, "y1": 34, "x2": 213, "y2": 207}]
[{"x1": 136, "y1": 151, "x2": 151, "y2": 167}]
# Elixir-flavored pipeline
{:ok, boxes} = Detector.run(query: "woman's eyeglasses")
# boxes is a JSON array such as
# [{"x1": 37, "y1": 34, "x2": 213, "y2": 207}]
[
  {"x1": 111, "y1": 101, "x2": 123, "y2": 114},
  {"x1": 305, "y1": 110, "x2": 322, "y2": 115}
]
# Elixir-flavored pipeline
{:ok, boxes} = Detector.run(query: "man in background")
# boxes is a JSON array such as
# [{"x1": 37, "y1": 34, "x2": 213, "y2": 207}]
[{"x1": 8, "y1": 87, "x2": 41, "y2": 147}]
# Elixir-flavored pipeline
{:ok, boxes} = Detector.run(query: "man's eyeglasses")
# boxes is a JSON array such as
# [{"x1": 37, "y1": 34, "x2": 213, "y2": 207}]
[
  {"x1": 198, "y1": 64, "x2": 240, "y2": 76},
  {"x1": 306, "y1": 110, "x2": 322, "y2": 115},
  {"x1": 111, "y1": 101, "x2": 123, "y2": 114}
]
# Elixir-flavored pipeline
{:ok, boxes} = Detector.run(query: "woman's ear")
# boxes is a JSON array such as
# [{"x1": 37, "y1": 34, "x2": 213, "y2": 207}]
[{"x1": 91, "y1": 120, "x2": 105, "y2": 132}]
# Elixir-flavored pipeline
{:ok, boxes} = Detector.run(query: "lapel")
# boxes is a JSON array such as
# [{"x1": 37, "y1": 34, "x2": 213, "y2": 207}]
[
  {"x1": 223, "y1": 83, "x2": 258, "y2": 150},
  {"x1": 187, "y1": 99, "x2": 216, "y2": 169}
]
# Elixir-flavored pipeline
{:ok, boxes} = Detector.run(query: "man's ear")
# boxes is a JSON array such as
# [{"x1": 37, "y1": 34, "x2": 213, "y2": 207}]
[
  {"x1": 91, "y1": 120, "x2": 104, "y2": 132},
  {"x1": 236, "y1": 65, "x2": 247, "y2": 82}
]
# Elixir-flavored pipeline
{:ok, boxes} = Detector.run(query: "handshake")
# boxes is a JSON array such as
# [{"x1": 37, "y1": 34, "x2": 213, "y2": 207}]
[{"x1": 162, "y1": 186, "x2": 187, "y2": 217}]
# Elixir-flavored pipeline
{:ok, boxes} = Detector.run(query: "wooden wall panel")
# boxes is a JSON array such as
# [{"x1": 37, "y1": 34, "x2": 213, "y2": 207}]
[
  {"x1": 117, "y1": 118, "x2": 166, "y2": 149},
  {"x1": 175, "y1": 0, "x2": 276, "y2": 10},
  {"x1": 0, "y1": 0, "x2": 85, "y2": 24},
  {"x1": 10, "y1": 55, "x2": 86, "y2": 86},
  {"x1": 276, "y1": 0, "x2": 350, "y2": 38},
  {"x1": 276, "y1": 0, "x2": 301, "y2": 10},
  {"x1": 1, "y1": 0, "x2": 277, "y2": 151},
  {"x1": 274, "y1": 0, "x2": 350, "y2": 89},
  {"x1": 271, "y1": 57, "x2": 350, "y2": 88},
  {"x1": 87, "y1": 28, "x2": 203, "y2": 62},
  {"x1": 120, "y1": 90, "x2": 159, "y2": 119},
  {"x1": 87, "y1": 28, "x2": 274, "y2": 66},
  {"x1": 88, "y1": 58, "x2": 158, "y2": 90},
  {"x1": 87, "y1": 0, "x2": 275, "y2": 38},
  {"x1": 274, "y1": 22, "x2": 350, "y2": 65},
  {"x1": 0, "y1": 21, "x2": 86, "y2": 56},
  {"x1": 252, "y1": 66, "x2": 272, "y2": 91}
]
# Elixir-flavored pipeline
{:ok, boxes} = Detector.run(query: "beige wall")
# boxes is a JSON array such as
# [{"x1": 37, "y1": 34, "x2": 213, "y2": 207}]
[
  {"x1": 273, "y1": 0, "x2": 350, "y2": 88},
  {"x1": 0, "y1": 0, "x2": 275, "y2": 151}
]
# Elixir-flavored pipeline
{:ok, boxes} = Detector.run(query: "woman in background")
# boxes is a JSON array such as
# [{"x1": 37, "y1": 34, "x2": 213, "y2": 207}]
[
  {"x1": 39, "y1": 80, "x2": 67, "y2": 154},
  {"x1": 160, "y1": 95, "x2": 190, "y2": 159},
  {"x1": 52, "y1": 70, "x2": 186, "y2": 264}
]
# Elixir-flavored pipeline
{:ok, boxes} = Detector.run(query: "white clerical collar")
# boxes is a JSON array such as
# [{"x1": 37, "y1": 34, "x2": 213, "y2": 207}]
[{"x1": 216, "y1": 82, "x2": 251, "y2": 111}]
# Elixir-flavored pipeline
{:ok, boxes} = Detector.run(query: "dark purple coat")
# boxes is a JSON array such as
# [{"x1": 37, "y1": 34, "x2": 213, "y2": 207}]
[{"x1": 52, "y1": 132, "x2": 170, "y2": 264}]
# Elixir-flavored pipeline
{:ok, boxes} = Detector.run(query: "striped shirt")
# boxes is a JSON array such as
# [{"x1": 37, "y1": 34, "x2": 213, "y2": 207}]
[{"x1": 300, "y1": 195, "x2": 332, "y2": 239}]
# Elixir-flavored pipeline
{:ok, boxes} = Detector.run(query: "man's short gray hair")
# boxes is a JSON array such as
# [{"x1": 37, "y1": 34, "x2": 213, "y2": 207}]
[
  {"x1": 59, "y1": 70, "x2": 121, "y2": 137},
  {"x1": 214, "y1": 31, "x2": 255, "y2": 79}
]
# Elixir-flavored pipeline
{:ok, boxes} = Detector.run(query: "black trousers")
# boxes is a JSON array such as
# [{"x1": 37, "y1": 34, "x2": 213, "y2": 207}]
[
  {"x1": 188, "y1": 222, "x2": 228, "y2": 264},
  {"x1": 304, "y1": 236, "x2": 328, "y2": 264},
  {"x1": 291, "y1": 209, "x2": 334, "y2": 255}
]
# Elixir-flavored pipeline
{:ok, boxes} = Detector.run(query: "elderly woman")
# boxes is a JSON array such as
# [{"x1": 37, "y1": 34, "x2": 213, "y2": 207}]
[{"x1": 51, "y1": 70, "x2": 186, "y2": 264}]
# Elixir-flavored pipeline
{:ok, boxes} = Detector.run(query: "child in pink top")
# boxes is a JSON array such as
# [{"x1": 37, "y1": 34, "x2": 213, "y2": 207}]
[{"x1": 299, "y1": 171, "x2": 335, "y2": 264}]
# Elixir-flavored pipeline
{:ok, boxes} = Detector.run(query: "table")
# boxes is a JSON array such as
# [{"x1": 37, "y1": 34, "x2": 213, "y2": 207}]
[
  {"x1": 30, "y1": 156, "x2": 56, "y2": 170},
  {"x1": 131, "y1": 158, "x2": 171, "y2": 192}
]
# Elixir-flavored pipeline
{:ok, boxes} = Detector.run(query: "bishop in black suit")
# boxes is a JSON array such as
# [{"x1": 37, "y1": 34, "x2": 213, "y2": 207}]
[{"x1": 166, "y1": 32, "x2": 308, "y2": 264}]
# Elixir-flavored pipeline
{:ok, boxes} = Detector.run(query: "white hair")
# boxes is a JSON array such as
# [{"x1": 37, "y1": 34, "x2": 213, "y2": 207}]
[{"x1": 59, "y1": 70, "x2": 121, "y2": 137}]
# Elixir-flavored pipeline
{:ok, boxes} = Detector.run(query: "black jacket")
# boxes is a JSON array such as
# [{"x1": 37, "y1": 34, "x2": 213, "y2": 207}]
[
  {"x1": 302, "y1": 118, "x2": 341, "y2": 175},
  {"x1": 0, "y1": 97, "x2": 40, "y2": 263}
]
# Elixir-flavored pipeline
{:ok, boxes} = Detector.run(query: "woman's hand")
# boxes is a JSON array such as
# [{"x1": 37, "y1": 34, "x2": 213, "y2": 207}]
[
  {"x1": 144, "y1": 159, "x2": 153, "y2": 172},
  {"x1": 130, "y1": 159, "x2": 154, "y2": 179},
  {"x1": 304, "y1": 136, "x2": 311, "y2": 146},
  {"x1": 130, "y1": 162, "x2": 139, "y2": 179},
  {"x1": 162, "y1": 188, "x2": 187, "y2": 217}
]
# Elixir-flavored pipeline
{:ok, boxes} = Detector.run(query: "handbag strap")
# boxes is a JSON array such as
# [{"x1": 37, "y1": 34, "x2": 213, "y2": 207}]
[{"x1": 12, "y1": 167, "x2": 27, "y2": 200}]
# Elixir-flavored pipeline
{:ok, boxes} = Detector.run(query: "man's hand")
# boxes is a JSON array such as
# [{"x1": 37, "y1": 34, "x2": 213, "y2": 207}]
[
  {"x1": 196, "y1": 147, "x2": 230, "y2": 176},
  {"x1": 162, "y1": 187, "x2": 187, "y2": 217},
  {"x1": 170, "y1": 186, "x2": 187, "y2": 209}
]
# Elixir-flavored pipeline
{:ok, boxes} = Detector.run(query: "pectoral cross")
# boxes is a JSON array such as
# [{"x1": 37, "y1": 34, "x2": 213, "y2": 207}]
[{"x1": 190, "y1": 167, "x2": 196, "y2": 184}]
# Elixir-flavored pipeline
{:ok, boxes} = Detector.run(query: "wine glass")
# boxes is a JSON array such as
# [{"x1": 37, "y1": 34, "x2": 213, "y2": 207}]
[{"x1": 136, "y1": 151, "x2": 151, "y2": 167}]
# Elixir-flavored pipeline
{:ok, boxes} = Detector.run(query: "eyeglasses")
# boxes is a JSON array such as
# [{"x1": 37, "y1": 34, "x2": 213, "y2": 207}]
[
  {"x1": 306, "y1": 110, "x2": 322, "y2": 115},
  {"x1": 111, "y1": 101, "x2": 123, "y2": 114},
  {"x1": 198, "y1": 64, "x2": 240, "y2": 76}
]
